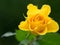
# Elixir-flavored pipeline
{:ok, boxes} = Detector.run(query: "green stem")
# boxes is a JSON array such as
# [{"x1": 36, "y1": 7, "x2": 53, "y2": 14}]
[{"x1": 26, "y1": 32, "x2": 31, "y2": 39}]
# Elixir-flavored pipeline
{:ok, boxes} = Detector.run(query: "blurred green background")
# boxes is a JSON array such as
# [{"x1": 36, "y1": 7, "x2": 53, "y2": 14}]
[{"x1": 0, "y1": 0, "x2": 60, "y2": 45}]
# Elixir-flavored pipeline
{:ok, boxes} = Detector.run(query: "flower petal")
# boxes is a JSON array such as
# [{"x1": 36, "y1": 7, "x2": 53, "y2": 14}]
[
  {"x1": 27, "y1": 4, "x2": 40, "y2": 17},
  {"x1": 18, "y1": 21, "x2": 29, "y2": 31},
  {"x1": 40, "y1": 4, "x2": 51, "y2": 16},
  {"x1": 36, "y1": 27, "x2": 47, "y2": 35},
  {"x1": 27, "y1": 4, "x2": 37, "y2": 10},
  {"x1": 47, "y1": 20, "x2": 59, "y2": 32},
  {"x1": 30, "y1": 27, "x2": 47, "y2": 35}
]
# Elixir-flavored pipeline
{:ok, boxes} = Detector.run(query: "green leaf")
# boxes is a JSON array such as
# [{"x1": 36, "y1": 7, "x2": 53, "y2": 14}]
[
  {"x1": 16, "y1": 30, "x2": 29, "y2": 42},
  {"x1": 39, "y1": 33, "x2": 60, "y2": 45},
  {"x1": 15, "y1": 30, "x2": 36, "y2": 42},
  {"x1": 27, "y1": 33, "x2": 36, "y2": 41}
]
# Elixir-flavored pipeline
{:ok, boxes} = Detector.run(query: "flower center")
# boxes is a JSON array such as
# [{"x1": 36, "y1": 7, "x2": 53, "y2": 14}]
[
  {"x1": 33, "y1": 14, "x2": 44, "y2": 22},
  {"x1": 28, "y1": 14, "x2": 50, "y2": 31}
]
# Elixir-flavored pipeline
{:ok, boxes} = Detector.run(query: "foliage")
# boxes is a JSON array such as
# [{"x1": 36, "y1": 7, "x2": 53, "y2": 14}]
[
  {"x1": 16, "y1": 30, "x2": 60, "y2": 45},
  {"x1": 16, "y1": 30, "x2": 36, "y2": 42}
]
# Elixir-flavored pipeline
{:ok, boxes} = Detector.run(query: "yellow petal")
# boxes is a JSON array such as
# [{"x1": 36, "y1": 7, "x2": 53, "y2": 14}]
[
  {"x1": 27, "y1": 4, "x2": 40, "y2": 17},
  {"x1": 40, "y1": 4, "x2": 51, "y2": 16},
  {"x1": 36, "y1": 27, "x2": 47, "y2": 35},
  {"x1": 18, "y1": 20, "x2": 29, "y2": 31},
  {"x1": 27, "y1": 4, "x2": 37, "y2": 10},
  {"x1": 47, "y1": 20, "x2": 59, "y2": 32}
]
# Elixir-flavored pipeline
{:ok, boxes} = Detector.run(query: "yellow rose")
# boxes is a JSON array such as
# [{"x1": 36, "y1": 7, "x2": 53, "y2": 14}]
[{"x1": 18, "y1": 4, "x2": 59, "y2": 35}]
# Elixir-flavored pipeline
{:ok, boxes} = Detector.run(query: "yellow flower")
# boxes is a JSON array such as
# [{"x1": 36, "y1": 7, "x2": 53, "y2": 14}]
[{"x1": 18, "y1": 4, "x2": 59, "y2": 35}]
